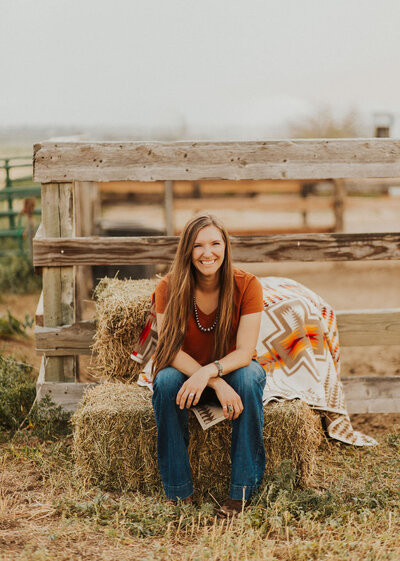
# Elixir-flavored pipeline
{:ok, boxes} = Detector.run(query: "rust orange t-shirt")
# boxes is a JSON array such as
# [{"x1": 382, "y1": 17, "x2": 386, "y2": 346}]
[{"x1": 154, "y1": 268, "x2": 263, "y2": 366}]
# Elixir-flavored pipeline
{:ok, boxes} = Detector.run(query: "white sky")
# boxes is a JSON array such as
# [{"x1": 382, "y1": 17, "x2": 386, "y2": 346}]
[{"x1": 1, "y1": 0, "x2": 400, "y2": 137}]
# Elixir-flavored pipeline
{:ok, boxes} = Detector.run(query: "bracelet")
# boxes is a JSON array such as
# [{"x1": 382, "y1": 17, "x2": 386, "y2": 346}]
[{"x1": 214, "y1": 360, "x2": 223, "y2": 377}]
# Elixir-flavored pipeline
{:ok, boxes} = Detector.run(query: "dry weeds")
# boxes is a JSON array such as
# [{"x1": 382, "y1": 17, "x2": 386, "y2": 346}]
[{"x1": 1, "y1": 422, "x2": 399, "y2": 560}]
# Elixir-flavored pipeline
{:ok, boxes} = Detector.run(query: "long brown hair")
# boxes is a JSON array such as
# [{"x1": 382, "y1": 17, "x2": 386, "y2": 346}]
[{"x1": 152, "y1": 213, "x2": 235, "y2": 375}]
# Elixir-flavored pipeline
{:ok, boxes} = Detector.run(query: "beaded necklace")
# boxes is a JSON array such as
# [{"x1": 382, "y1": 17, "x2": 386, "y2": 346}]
[{"x1": 193, "y1": 296, "x2": 219, "y2": 332}]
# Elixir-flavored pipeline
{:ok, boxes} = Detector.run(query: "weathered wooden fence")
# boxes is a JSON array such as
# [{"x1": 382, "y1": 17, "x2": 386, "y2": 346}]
[{"x1": 32, "y1": 139, "x2": 400, "y2": 413}]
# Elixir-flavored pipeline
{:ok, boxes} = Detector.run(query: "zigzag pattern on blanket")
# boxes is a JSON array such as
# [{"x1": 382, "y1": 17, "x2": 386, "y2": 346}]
[{"x1": 257, "y1": 277, "x2": 376, "y2": 446}]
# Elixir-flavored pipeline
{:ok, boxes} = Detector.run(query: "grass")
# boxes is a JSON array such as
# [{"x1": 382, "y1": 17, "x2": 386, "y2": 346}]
[
  {"x1": 0, "y1": 310, "x2": 33, "y2": 338},
  {"x1": 0, "y1": 354, "x2": 71, "y2": 441},
  {"x1": 0, "y1": 380, "x2": 399, "y2": 560},
  {"x1": 0, "y1": 342, "x2": 399, "y2": 560},
  {"x1": 0, "y1": 253, "x2": 42, "y2": 294}
]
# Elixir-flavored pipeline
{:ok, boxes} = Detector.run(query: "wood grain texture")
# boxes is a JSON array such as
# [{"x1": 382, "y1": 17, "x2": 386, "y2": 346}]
[
  {"x1": 33, "y1": 232, "x2": 400, "y2": 267},
  {"x1": 337, "y1": 309, "x2": 400, "y2": 346},
  {"x1": 35, "y1": 321, "x2": 94, "y2": 355},
  {"x1": 33, "y1": 139, "x2": 400, "y2": 182},
  {"x1": 36, "y1": 358, "x2": 98, "y2": 412},
  {"x1": 33, "y1": 308, "x2": 400, "y2": 357},
  {"x1": 343, "y1": 376, "x2": 400, "y2": 413},
  {"x1": 35, "y1": 355, "x2": 400, "y2": 414},
  {"x1": 98, "y1": 179, "x2": 304, "y2": 196},
  {"x1": 164, "y1": 180, "x2": 174, "y2": 236},
  {"x1": 173, "y1": 195, "x2": 333, "y2": 212},
  {"x1": 74, "y1": 181, "x2": 99, "y2": 319},
  {"x1": 41, "y1": 183, "x2": 76, "y2": 382},
  {"x1": 333, "y1": 179, "x2": 345, "y2": 232}
]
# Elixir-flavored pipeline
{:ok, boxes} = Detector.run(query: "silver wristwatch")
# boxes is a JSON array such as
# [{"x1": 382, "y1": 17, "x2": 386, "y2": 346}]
[{"x1": 214, "y1": 360, "x2": 223, "y2": 377}]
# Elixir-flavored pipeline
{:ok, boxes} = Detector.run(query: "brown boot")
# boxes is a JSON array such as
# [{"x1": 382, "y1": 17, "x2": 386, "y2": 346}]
[
  {"x1": 216, "y1": 498, "x2": 249, "y2": 518},
  {"x1": 167, "y1": 495, "x2": 193, "y2": 506}
]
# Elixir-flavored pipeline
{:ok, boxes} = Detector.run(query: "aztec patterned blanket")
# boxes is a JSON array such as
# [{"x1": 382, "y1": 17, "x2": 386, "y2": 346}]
[{"x1": 131, "y1": 277, "x2": 377, "y2": 446}]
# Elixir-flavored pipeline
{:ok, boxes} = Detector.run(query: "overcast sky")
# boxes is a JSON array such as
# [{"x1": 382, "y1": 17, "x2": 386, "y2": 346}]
[{"x1": 1, "y1": 0, "x2": 400, "y2": 137}]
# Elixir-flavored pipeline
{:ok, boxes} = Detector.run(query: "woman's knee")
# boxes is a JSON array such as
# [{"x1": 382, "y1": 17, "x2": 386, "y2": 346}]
[
  {"x1": 228, "y1": 361, "x2": 266, "y2": 395},
  {"x1": 153, "y1": 367, "x2": 186, "y2": 399}
]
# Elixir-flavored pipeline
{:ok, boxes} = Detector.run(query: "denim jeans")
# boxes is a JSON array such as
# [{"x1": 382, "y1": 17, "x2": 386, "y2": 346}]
[{"x1": 152, "y1": 360, "x2": 266, "y2": 501}]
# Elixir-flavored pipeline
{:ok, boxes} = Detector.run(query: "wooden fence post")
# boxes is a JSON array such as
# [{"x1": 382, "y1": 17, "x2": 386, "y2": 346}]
[
  {"x1": 333, "y1": 179, "x2": 345, "y2": 232},
  {"x1": 164, "y1": 180, "x2": 174, "y2": 235},
  {"x1": 41, "y1": 182, "x2": 76, "y2": 382},
  {"x1": 74, "y1": 181, "x2": 100, "y2": 320}
]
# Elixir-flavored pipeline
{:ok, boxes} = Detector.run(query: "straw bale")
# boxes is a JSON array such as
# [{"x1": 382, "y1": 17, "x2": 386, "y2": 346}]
[
  {"x1": 72, "y1": 384, "x2": 323, "y2": 501},
  {"x1": 72, "y1": 382, "x2": 160, "y2": 493},
  {"x1": 92, "y1": 277, "x2": 158, "y2": 382}
]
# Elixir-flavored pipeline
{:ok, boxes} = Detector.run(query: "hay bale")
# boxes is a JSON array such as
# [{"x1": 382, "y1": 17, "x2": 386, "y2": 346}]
[
  {"x1": 72, "y1": 383, "x2": 160, "y2": 493},
  {"x1": 72, "y1": 384, "x2": 323, "y2": 501},
  {"x1": 92, "y1": 277, "x2": 158, "y2": 382}
]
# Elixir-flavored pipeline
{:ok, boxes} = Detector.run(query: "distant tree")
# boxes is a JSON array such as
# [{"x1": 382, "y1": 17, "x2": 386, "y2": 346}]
[{"x1": 289, "y1": 105, "x2": 367, "y2": 138}]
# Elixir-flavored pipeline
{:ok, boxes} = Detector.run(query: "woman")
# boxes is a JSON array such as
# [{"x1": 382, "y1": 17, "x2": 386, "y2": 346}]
[{"x1": 152, "y1": 213, "x2": 266, "y2": 516}]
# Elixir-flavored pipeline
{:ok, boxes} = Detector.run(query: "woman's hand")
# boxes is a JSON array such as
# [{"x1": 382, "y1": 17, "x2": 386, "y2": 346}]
[
  {"x1": 176, "y1": 367, "x2": 212, "y2": 409},
  {"x1": 213, "y1": 380, "x2": 244, "y2": 421}
]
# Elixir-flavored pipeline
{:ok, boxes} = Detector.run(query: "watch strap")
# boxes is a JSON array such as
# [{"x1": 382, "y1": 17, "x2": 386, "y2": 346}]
[{"x1": 214, "y1": 360, "x2": 223, "y2": 377}]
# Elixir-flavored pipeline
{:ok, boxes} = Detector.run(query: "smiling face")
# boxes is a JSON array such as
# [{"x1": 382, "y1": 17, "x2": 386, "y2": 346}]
[{"x1": 191, "y1": 224, "x2": 226, "y2": 278}]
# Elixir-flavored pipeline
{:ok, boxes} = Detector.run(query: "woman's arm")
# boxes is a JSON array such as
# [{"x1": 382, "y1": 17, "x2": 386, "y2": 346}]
[
  {"x1": 176, "y1": 312, "x2": 262, "y2": 417},
  {"x1": 207, "y1": 311, "x2": 262, "y2": 379}
]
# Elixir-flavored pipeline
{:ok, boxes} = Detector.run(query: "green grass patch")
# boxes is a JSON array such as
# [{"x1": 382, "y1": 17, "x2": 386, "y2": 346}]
[
  {"x1": 0, "y1": 309, "x2": 33, "y2": 338},
  {"x1": 0, "y1": 253, "x2": 41, "y2": 294},
  {"x1": 0, "y1": 354, "x2": 36, "y2": 433},
  {"x1": 0, "y1": 354, "x2": 71, "y2": 441}
]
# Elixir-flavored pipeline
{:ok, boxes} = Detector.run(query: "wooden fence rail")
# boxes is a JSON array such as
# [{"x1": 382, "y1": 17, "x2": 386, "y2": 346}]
[
  {"x1": 34, "y1": 139, "x2": 400, "y2": 182},
  {"x1": 33, "y1": 232, "x2": 400, "y2": 267},
  {"x1": 34, "y1": 308, "x2": 400, "y2": 355},
  {"x1": 32, "y1": 139, "x2": 400, "y2": 414}
]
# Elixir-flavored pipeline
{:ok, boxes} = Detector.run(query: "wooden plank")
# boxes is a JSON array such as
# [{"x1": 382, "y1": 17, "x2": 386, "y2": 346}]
[
  {"x1": 35, "y1": 291, "x2": 44, "y2": 327},
  {"x1": 74, "y1": 181, "x2": 100, "y2": 238},
  {"x1": 36, "y1": 357, "x2": 98, "y2": 412},
  {"x1": 164, "y1": 180, "x2": 174, "y2": 236},
  {"x1": 33, "y1": 309, "x2": 400, "y2": 356},
  {"x1": 98, "y1": 179, "x2": 303, "y2": 196},
  {"x1": 35, "y1": 320, "x2": 94, "y2": 355},
  {"x1": 36, "y1": 360, "x2": 400, "y2": 413},
  {"x1": 74, "y1": 181, "x2": 99, "y2": 319},
  {"x1": 173, "y1": 195, "x2": 332, "y2": 212},
  {"x1": 337, "y1": 308, "x2": 400, "y2": 346},
  {"x1": 33, "y1": 139, "x2": 400, "y2": 183},
  {"x1": 33, "y1": 232, "x2": 400, "y2": 267},
  {"x1": 343, "y1": 376, "x2": 400, "y2": 414},
  {"x1": 333, "y1": 179, "x2": 345, "y2": 232},
  {"x1": 41, "y1": 183, "x2": 76, "y2": 382}
]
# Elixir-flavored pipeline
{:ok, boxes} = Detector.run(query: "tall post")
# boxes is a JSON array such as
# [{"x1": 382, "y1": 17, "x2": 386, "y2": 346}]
[
  {"x1": 74, "y1": 181, "x2": 99, "y2": 320},
  {"x1": 333, "y1": 179, "x2": 345, "y2": 233},
  {"x1": 41, "y1": 182, "x2": 76, "y2": 382},
  {"x1": 164, "y1": 180, "x2": 174, "y2": 235}
]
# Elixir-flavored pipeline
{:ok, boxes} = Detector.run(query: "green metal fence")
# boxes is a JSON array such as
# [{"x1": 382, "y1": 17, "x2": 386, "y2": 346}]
[{"x1": 0, "y1": 156, "x2": 41, "y2": 257}]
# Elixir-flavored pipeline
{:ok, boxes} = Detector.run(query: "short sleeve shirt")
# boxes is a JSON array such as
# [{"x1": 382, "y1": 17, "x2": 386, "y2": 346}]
[{"x1": 154, "y1": 268, "x2": 263, "y2": 365}]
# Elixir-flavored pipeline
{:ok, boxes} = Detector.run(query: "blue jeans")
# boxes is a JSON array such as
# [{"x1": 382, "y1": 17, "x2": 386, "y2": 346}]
[{"x1": 152, "y1": 360, "x2": 266, "y2": 501}]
